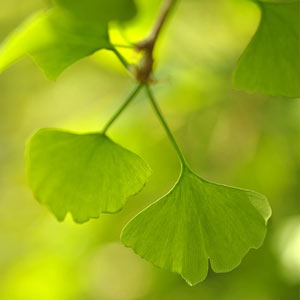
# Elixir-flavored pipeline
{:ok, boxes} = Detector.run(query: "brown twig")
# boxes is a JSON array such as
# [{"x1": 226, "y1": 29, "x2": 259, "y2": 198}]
[{"x1": 134, "y1": 0, "x2": 177, "y2": 83}]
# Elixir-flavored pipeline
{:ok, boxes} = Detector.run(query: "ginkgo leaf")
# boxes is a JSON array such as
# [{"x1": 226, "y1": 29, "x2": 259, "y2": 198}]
[
  {"x1": 0, "y1": 8, "x2": 111, "y2": 79},
  {"x1": 54, "y1": 0, "x2": 137, "y2": 23},
  {"x1": 26, "y1": 128, "x2": 151, "y2": 223},
  {"x1": 233, "y1": 1, "x2": 300, "y2": 98},
  {"x1": 121, "y1": 167, "x2": 271, "y2": 285}
]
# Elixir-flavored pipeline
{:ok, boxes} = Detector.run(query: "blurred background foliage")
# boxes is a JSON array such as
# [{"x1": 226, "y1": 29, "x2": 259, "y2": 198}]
[{"x1": 0, "y1": 0, "x2": 299, "y2": 299}]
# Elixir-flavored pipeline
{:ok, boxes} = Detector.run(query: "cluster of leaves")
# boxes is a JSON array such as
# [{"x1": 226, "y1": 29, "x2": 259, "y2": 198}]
[{"x1": 0, "y1": 0, "x2": 298, "y2": 285}]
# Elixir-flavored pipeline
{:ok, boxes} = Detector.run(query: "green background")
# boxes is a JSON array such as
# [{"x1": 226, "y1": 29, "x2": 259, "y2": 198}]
[{"x1": 0, "y1": 0, "x2": 299, "y2": 299}]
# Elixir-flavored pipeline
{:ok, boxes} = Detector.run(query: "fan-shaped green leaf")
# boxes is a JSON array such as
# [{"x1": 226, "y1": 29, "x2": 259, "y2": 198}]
[
  {"x1": 233, "y1": 1, "x2": 300, "y2": 98},
  {"x1": 26, "y1": 129, "x2": 151, "y2": 223},
  {"x1": 121, "y1": 167, "x2": 271, "y2": 285},
  {"x1": 54, "y1": 0, "x2": 137, "y2": 23},
  {"x1": 0, "y1": 9, "x2": 111, "y2": 79}
]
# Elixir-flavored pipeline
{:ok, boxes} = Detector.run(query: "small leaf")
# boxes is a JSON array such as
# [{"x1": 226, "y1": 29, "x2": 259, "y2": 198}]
[
  {"x1": 54, "y1": 0, "x2": 137, "y2": 23},
  {"x1": 26, "y1": 128, "x2": 151, "y2": 223},
  {"x1": 233, "y1": 1, "x2": 300, "y2": 98},
  {"x1": 0, "y1": 9, "x2": 111, "y2": 79},
  {"x1": 121, "y1": 167, "x2": 271, "y2": 285}
]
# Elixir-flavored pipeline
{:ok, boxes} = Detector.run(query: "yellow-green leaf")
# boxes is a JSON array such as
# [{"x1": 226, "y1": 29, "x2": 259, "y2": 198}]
[
  {"x1": 233, "y1": 1, "x2": 300, "y2": 98},
  {"x1": 0, "y1": 9, "x2": 111, "y2": 79},
  {"x1": 121, "y1": 167, "x2": 271, "y2": 285},
  {"x1": 26, "y1": 128, "x2": 151, "y2": 223}
]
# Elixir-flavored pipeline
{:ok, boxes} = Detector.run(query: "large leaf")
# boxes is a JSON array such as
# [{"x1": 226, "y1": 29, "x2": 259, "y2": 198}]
[
  {"x1": 54, "y1": 0, "x2": 137, "y2": 23},
  {"x1": 26, "y1": 129, "x2": 151, "y2": 223},
  {"x1": 233, "y1": 1, "x2": 300, "y2": 98},
  {"x1": 121, "y1": 167, "x2": 271, "y2": 285},
  {"x1": 0, "y1": 9, "x2": 111, "y2": 79}
]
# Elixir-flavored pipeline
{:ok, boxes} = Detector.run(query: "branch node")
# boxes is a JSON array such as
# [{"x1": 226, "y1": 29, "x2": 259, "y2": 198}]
[{"x1": 133, "y1": 0, "x2": 176, "y2": 83}]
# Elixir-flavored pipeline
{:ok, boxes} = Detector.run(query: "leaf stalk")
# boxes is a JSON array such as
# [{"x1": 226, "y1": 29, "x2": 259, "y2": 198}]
[
  {"x1": 145, "y1": 84, "x2": 187, "y2": 167},
  {"x1": 102, "y1": 83, "x2": 144, "y2": 133}
]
